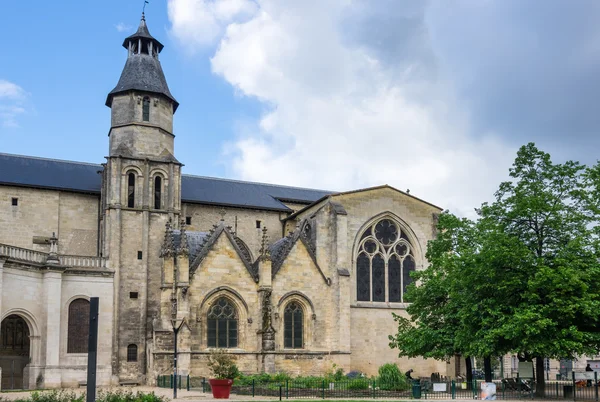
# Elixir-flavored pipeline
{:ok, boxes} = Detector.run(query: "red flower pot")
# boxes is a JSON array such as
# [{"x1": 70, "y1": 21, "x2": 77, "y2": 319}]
[{"x1": 209, "y1": 378, "x2": 234, "y2": 399}]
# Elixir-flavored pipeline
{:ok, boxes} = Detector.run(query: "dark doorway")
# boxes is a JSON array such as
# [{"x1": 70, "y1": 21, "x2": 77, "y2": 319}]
[{"x1": 0, "y1": 315, "x2": 30, "y2": 389}]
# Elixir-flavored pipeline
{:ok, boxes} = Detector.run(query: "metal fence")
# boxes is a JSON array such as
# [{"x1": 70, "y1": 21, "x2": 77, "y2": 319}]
[{"x1": 156, "y1": 375, "x2": 600, "y2": 400}]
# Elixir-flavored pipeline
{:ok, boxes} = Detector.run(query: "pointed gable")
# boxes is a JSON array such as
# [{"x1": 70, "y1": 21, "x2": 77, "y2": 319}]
[
  {"x1": 269, "y1": 220, "x2": 330, "y2": 285},
  {"x1": 189, "y1": 222, "x2": 257, "y2": 282}
]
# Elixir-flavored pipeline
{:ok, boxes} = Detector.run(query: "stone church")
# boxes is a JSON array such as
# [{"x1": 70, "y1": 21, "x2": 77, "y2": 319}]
[{"x1": 0, "y1": 15, "x2": 448, "y2": 389}]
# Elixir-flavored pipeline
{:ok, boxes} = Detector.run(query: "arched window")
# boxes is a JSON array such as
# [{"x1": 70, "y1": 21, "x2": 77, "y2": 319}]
[
  {"x1": 142, "y1": 96, "x2": 150, "y2": 122},
  {"x1": 127, "y1": 172, "x2": 135, "y2": 208},
  {"x1": 207, "y1": 297, "x2": 238, "y2": 348},
  {"x1": 284, "y1": 302, "x2": 303, "y2": 349},
  {"x1": 154, "y1": 176, "x2": 162, "y2": 209},
  {"x1": 127, "y1": 344, "x2": 138, "y2": 362},
  {"x1": 356, "y1": 218, "x2": 416, "y2": 303},
  {"x1": 67, "y1": 298, "x2": 90, "y2": 353}
]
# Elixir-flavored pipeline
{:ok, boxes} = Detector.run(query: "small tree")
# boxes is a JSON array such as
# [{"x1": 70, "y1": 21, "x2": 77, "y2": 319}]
[{"x1": 208, "y1": 349, "x2": 240, "y2": 379}]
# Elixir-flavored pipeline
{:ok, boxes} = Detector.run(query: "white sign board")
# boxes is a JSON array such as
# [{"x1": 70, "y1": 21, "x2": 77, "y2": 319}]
[
  {"x1": 519, "y1": 361, "x2": 534, "y2": 378},
  {"x1": 433, "y1": 383, "x2": 447, "y2": 392},
  {"x1": 574, "y1": 373, "x2": 596, "y2": 380},
  {"x1": 480, "y1": 382, "x2": 497, "y2": 401}
]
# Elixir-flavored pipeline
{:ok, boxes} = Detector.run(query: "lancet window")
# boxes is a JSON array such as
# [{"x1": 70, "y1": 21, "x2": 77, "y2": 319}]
[
  {"x1": 154, "y1": 176, "x2": 162, "y2": 209},
  {"x1": 283, "y1": 302, "x2": 303, "y2": 349},
  {"x1": 127, "y1": 172, "x2": 136, "y2": 208},
  {"x1": 142, "y1": 96, "x2": 150, "y2": 122},
  {"x1": 356, "y1": 218, "x2": 416, "y2": 303}
]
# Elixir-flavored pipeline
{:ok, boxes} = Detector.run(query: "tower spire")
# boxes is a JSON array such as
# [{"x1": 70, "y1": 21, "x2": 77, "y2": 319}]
[{"x1": 106, "y1": 12, "x2": 178, "y2": 112}]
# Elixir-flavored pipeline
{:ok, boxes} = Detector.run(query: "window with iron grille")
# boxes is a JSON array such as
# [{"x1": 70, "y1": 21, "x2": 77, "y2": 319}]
[
  {"x1": 207, "y1": 297, "x2": 238, "y2": 348},
  {"x1": 284, "y1": 302, "x2": 303, "y2": 349},
  {"x1": 1, "y1": 314, "x2": 30, "y2": 352},
  {"x1": 127, "y1": 172, "x2": 135, "y2": 208},
  {"x1": 142, "y1": 97, "x2": 150, "y2": 122},
  {"x1": 356, "y1": 218, "x2": 416, "y2": 303},
  {"x1": 67, "y1": 299, "x2": 90, "y2": 353},
  {"x1": 127, "y1": 344, "x2": 138, "y2": 362}
]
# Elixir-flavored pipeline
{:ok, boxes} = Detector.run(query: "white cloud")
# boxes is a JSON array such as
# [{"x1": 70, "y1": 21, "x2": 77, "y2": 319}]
[
  {"x1": 0, "y1": 80, "x2": 28, "y2": 128},
  {"x1": 168, "y1": 0, "x2": 258, "y2": 50},
  {"x1": 169, "y1": 0, "x2": 517, "y2": 217},
  {"x1": 115, "y1": 22, "x2": 133, "y2": 33}
]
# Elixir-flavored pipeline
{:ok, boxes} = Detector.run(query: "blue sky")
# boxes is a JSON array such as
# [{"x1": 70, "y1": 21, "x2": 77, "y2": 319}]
[
  {"x1": 0, "y1": 0, "x2": 260, "y2": 179},
  {"x1": 2, "y1": 0, "x2": 600, "y2": 216}
]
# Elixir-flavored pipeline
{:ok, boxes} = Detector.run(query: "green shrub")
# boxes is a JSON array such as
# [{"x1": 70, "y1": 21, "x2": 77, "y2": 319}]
[
  {"x1": 377, "y1": 363, "x2": 409, "y2": 391},
  {"x1": 14, "y1": 390, "x2": 83, "y2": 402},
  {"x1": 9, "y1": 390, "x2": 165, "y2": 402},
  {"x1": 347, "y1": 378, "x2": 370, "y2": 390}
]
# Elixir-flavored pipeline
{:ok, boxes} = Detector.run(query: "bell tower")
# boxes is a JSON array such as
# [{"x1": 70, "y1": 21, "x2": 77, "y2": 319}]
[{"x1": 102, "y1": 13, "x2": 182, "y2": 384}]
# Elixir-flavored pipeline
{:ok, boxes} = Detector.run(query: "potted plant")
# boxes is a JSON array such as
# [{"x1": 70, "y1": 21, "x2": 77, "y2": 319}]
[{"x1": 208, "y1": 349, "x2": 239, "y2": 399}]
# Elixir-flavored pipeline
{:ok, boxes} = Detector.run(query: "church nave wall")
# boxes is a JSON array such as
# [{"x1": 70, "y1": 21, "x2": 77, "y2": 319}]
[
  {"x1": 0, "y1": 186, "x2": 99, "y2": 256},
  {"x1": 182, "y1": 203, "x2": 286, "y2": 260}
]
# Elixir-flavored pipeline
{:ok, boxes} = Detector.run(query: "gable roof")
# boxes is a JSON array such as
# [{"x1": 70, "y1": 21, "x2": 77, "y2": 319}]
[
  {"x1": 0, "y1": 153, "x2": 332, "y2": 211},
  {"x1": 188, "y1": 222, "x2": 257, "y2": 281},
  {"x1": 268, "y1": 220, "x2": 330, "y2": 285},
  {"x1": 283, "y1": 184, "x2": 443, "y2": 222}
]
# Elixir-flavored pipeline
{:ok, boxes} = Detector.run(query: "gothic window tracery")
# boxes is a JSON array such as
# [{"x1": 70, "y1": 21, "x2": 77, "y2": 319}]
[
  {"x1": 67, "y1": 298, "x2": 90, "y2": 353},
  {"x1": 356, "y1": 218, "x2": 416, "y2": 303},
  {"x1": 283, "y1": 302, "x2": 303, "y2": 349},
  {"x1": 207, "y1": 297, "x2": 238, "y2": 348}
]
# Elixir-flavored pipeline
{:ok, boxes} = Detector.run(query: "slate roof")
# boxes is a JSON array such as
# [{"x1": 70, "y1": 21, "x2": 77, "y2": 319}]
[
  {"x1": 122, "y1": 15, "x2": 164, "y2": 52},
  {"x1": 0, "y1": 153, "x2": 102, "y2": 193},
  {"x1": 107, "y1": 17, "x2": 178, "y2": 111},
  {"x1": 172, "y1": 230, "x2": 208, "y2": 262},
  {"x1": 181, "y1": 175, "x2": 331, "y2": 212},
  {"x1": 0, "y1": 153, "x2": 332, "y2": 212},
  {"x1": 106, "y1": 55, "x2": 178, "y2": 111}
]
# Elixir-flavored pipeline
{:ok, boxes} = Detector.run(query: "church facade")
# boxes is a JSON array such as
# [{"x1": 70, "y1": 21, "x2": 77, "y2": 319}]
[{"x1": 0, "y1": 16, "x2": 448, "y2": 389}]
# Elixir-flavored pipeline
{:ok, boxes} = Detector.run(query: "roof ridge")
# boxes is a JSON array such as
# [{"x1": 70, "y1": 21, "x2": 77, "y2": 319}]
[
  {"x1": 0, "y1": 152, "x2": 102, "y2": 168},
  {"x1": 182, "y1": 173, "x2": 333, "y2": 193}
]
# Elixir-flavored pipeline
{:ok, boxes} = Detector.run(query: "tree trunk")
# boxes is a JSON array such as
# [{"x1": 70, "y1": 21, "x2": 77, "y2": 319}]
[
  {"x1": 535, "y1": 357, "x2": 546, "y2": 398},
  {"x1": 465, "y1": 356, "x2": 473, "y2": 389},
  {"x1": 484, "y1": 356, "x2": 493, "y2": 382}
]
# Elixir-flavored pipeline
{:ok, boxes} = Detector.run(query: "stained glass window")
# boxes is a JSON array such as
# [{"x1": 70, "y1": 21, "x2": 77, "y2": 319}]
[
  {"x1": 356, "y1": 218, "x2": 416, "y2": 302},
  {"x1": 284, "y1": 302, "x2": 303, "y2": 349},
  {"x1": 372, "y1": 254, "x2": 385, "y2": 302},
  {"x1": 356, "y1": 253, "x2": 370, "y2": 301},
  {"x1": 67, "y1": 299, "x2": 90, "y2": 353},
  {"x1": 403, "y1": 255, "x2": 416, "y2": 295},
  {"x1": 388, "y1": 255, "x2": 401, "y2": 302},
  {"x1": 207, "y1": 297, "x2": 238, "y2": 348}
]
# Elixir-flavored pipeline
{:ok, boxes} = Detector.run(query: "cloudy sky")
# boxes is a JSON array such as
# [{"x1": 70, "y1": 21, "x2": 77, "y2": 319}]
[{"x1": 1, "y1": 0, "x2": 599, "y2": 216}]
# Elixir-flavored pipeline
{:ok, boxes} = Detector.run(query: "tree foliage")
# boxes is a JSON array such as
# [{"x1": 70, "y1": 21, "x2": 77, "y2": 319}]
[{"x1": 390, "y1": 143, "x2": 600, "y2": 395}]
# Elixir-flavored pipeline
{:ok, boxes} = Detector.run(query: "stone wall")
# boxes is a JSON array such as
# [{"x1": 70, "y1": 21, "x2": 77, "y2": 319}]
[
  {"x1": 182, "y1": 203, "x2": 287, "y2": 259},
  {"x1": 0, "y1": 262, "x2": 114, "y2": 389},
  {"x1": 0, "y1": 186, "x2": 99, "y2": 255}
]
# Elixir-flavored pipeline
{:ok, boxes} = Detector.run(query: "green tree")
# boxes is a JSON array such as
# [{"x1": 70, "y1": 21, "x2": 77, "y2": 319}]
[{"x1": 390, "y1": 143, "x2": 600, "y2": 397}]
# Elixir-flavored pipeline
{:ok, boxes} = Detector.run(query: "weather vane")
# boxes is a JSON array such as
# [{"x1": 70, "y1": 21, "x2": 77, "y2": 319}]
[{"x1": 143, "y1": 0, "x2": 149, "y2": 15}]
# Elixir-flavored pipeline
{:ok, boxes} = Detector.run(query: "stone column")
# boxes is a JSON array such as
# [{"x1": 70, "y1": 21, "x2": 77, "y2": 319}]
[{"x1": 42, "y1": 269, "x2": 63, "y2": 388}]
